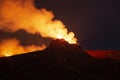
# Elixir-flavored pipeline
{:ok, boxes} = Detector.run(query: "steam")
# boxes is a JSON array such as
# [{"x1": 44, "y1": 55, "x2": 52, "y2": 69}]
[{"x1": 0, "y1": 0, "x2": 77, "y2": 43}]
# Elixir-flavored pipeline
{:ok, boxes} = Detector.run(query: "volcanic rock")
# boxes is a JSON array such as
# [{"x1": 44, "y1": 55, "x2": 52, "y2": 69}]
[{"x1": 0, "y1": 39, "x2": 120, "y2": 80}]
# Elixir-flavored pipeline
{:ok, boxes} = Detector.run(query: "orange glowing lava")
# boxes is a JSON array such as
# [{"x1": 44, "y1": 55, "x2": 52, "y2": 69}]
[
  {"x1": 57, "y1": 35, "x2": 63, "y2": 39},
  {"x1": 56, "y1": 32, "x2": 77, "y2": 44}
]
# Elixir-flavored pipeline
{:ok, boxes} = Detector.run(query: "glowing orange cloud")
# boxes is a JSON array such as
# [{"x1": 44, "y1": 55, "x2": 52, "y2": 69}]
[
  {"x1": 0, "y1": 38, "x2": 46, "y2": 57},
  {"x1": 0, "y1": 0, "x2": 77, "y2": 44},
  {"x1": 0, "y1": 0, "x2": 78, "y2": 57}
]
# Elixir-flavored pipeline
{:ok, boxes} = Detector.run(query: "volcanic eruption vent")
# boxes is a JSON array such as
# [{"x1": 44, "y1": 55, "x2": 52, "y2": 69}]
[{"x1": 0, "y1": 0, "x2": 78, "y2": 57}]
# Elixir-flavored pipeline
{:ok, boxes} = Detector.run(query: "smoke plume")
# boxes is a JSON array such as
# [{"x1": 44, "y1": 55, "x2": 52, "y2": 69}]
[
  {"x1": 0, "y1": 0, "x2": 77, "y2": 43},
  {"x1": 0, "y1": 0, "x2": 77, "y2": 57}
]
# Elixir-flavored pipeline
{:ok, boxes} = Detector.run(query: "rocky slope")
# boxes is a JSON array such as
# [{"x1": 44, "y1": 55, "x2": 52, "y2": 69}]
[{"x1": 0, "y1": 39, "x2": 120, "y2": 80}]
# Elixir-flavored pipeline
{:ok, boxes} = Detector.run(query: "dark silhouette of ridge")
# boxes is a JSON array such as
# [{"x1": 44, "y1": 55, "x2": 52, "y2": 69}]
[
  {"x1": 46, "y1": 39, "x2": 93, "y2": 61},
  {"x1": 0, "y1": 39, "x2": 120, "y2": 80}
]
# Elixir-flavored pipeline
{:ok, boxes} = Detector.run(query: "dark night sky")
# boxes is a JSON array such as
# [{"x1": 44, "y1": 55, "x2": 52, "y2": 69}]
[{"x1": 34, "y1": 0, "x2": 120, "y2": 50}]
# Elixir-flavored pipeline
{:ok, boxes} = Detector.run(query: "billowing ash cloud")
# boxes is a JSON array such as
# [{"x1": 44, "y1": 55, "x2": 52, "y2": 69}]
[
  {"x1": 0, "y1": 0, "x2": 77, "y2": 57},
  {"x1": 0, "y1": 0, "x2": 77, "y2": 43}
]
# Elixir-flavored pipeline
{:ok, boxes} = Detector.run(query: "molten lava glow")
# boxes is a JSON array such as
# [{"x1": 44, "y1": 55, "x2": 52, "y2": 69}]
[
  {"x1": 57, "y1": 35, "x2": 63, "y2": 39},
  {"x1": 0, "y1": 39, "x2": 46, "y2": 57}
]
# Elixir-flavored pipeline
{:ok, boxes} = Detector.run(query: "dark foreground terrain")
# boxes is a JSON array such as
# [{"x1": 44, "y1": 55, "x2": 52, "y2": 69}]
[{"x1": 0, "y1": 39, "x2": 120, "y2": 80}]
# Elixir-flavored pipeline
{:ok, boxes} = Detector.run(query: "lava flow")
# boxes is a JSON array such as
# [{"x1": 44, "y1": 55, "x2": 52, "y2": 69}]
[{"x1": 0, "y1": 0, "x2": 77, "y2": 57}]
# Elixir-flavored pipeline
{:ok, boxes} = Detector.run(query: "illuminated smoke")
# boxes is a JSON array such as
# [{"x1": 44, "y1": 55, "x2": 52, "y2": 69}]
[
  {"x1": 0, "y1": 38, "x2": 46, "y2": 57},
  {"x1": 0, "y1": 0, "x2": 77, "y2": 57},
  {"x1": 0, "y1": 0, "x2": 77, "y2": 43}
]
